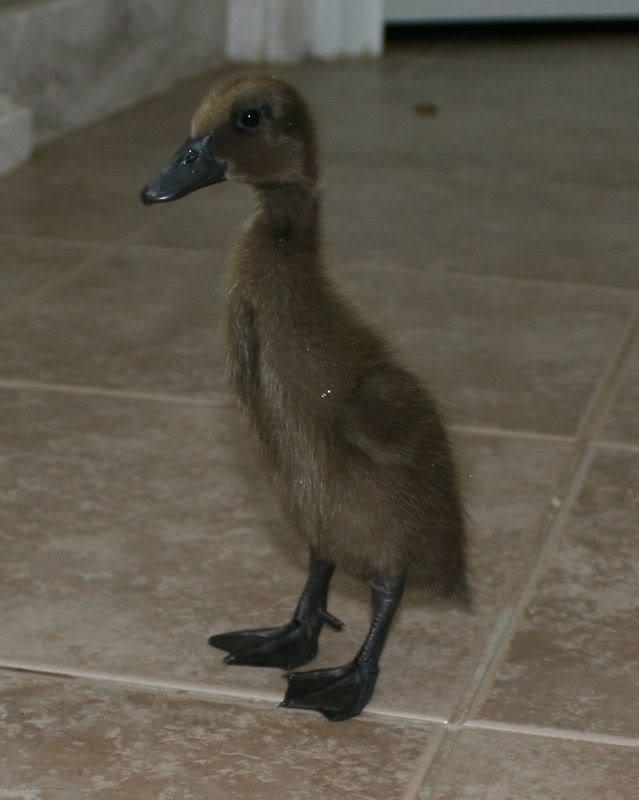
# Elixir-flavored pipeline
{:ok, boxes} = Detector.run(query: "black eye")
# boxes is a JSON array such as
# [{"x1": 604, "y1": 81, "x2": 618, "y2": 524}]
[{"x1": 237, "y1": 109, "x2": 261, "y2": 129}]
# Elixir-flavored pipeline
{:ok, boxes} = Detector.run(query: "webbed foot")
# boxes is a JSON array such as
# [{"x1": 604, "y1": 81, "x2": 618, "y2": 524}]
[
  {"x1": 281, "y1": 660, "x2": 378, "y2": 721},
  {"x1": 209, "y1": 610, "x2": 343, "y2": 671}
]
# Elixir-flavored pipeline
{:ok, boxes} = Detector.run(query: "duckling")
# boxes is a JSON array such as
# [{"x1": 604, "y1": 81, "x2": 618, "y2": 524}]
[{"x1": 140, "y1": 75, "x2": 468, "y2": 721}]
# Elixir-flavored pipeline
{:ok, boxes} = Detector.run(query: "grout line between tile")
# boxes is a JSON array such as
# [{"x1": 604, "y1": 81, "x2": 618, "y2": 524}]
[
  {"x1": 445, "y1": 606, "x2": 518, "y2": 719},
  {"x1": 0, "y1": 660, "x2": 447, "y2": 727},
  {"x1": 0, "y1": 378, "x2": 224, "y2": 407},
  {"x1": 465, "y1": 719, "x2": 639, "y2": 750},
  {"x1": 0, "y1": 379, "x2": 589, "y2": 445},
  {"x1": 363, "y1": 704, "x2": 448, "y2": 726},
  {"x1": 400, "y1": 724, "x2": 449, "y2": 800},
  {"x1": 574, "y1": 308, "x2": 639, "y2": 442},
  {"x1": 0, "y1": 660, "x2": 280, "y2": 705},
  {"x1": 594, "y1": 438, "x2": 639, "y2": 454},
  {"x1": 445, "y1": 268, "x2": 639, "y2": 299},
  {"x1": 419, "y1": 436, "x2": 586, "y2": 736},
  {"x1": 456, "y1": 444, "x2": 595, "y2": 724},
  {"x1": 450, "y1": 422, "x2": 574, "y2": 444},
  {"x1": 409, "y1": 728, "x2": 460, "y2": 800},
  {"x1": 340, "y1": 255, "x2": 639, "y2": 300}
]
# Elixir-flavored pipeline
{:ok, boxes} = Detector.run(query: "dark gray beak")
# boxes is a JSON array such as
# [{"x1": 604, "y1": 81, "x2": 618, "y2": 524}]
[{"x1": 140, "y1": 134, "x2": 226, "y2": 205}]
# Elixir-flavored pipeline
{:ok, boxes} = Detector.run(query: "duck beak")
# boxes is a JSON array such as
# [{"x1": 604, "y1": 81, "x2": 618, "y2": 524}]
[{"x1": 140, "y1": 134, "x2": 226, "y2": 205}]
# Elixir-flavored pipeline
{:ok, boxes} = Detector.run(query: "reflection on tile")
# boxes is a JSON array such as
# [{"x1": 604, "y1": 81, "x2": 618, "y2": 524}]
[
  {"x1": 474, "y1": 448, "x2": 639, "y2": 738},
  {"x1": 0, "y1": 387, "x2": 574, "y2": 719},
  {"x1": 425, "y1": 728, "x2": 639, "y2": 800},
  {"x1": 599, "y1": 336, "x2": 639, "y2": 447},
  {"x1": 0, "y1": 237, "x2": 95, "y2": 312},
  {"x1": 0, "y1": 670, "x2": 437, "y2": 799}
]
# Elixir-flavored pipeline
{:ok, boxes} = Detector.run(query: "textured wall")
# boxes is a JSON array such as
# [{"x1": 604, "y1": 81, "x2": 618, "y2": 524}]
[{"x1": 0, "y1": 0, "x2": 227, "y2": 139}]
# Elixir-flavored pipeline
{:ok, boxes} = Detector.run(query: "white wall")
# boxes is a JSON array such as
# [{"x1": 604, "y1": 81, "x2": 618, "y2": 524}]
[{"x1": 226, "y1": 0, "x2": 384, "y2": 62}]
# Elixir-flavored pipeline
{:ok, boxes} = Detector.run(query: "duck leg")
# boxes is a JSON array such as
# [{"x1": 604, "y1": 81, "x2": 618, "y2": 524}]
[
  {"x1": 208, "y1": 554, "x2": 343, "y2": 671},
  {"x1": 281, "y1": 573, "x2": 405, "y2": 721}
]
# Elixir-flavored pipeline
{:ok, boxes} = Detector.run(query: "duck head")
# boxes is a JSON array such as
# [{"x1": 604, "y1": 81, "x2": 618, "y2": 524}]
[{"x1": 140, "y1": 75, "x2": 317, "y2": 205}]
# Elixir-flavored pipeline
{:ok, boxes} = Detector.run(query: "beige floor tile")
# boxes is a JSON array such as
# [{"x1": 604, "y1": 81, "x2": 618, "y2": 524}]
[
  {"x1": 0, "y1": 144, "x2": 152, "y2": 205},
  {"x1": 0, "y1": 183, "x2": 148, "y2": 244},
  {"x1": 0, "y1": 104, "x2": 154, "y2": 237},
  {"x1": 598, "y1": 336, "x2": 639, "y2": 447},
  {"x1": 0, "y1": 237, "x2": 96, "y2": 313},
  {"x1": 284, "y1": 45, "x2": 639, "y2": 288},
  {"x1": 0, "y1": 245, "x2": 228, "y2": 399},
  {"x1": 423, "y1": 728, "x2": 639, "y2": 800},
  {"x1": 320, "y1": 155, "x2": 639, "y2": 290},
  {"x1": 339, "y1": 264, "x2": 633, "y2": 436},
  {"x1": 473, "y1": 447, "x2": 639, "y2": 738},
  {"x1": 0, "y1": 245, "x2": 632, "y2": 434},
  {"x1": 287, "y1": 38, "x2": 639, "y2": 186},
  {"x1": 0, "y1": 670, "x2": 438, "y2": 799},
  {"x1": 0, "y1": 137, "x2": 151, "y2": 245},
  {"x1": 321, "y1": 161, "x2": 450, "y2": 269},
  {"x1": 131, "y1": 191, "x2": 252, "y2": 251},
  {"x1": 0, "y1": 387, "x2": 574, "y2": 719},
  {"x1": 418, "y1": 175, "x2": 639, "y2": 291}
]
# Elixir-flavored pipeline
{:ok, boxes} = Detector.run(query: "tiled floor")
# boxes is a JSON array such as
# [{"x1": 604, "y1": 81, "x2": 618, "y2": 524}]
[{"x1": 1, "y1": 29, "x2": 638, "y2": 800}]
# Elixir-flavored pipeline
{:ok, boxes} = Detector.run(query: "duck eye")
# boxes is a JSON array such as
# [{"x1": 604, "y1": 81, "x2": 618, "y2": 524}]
[
  {"x1": 238, "y1": 109, "x2": 261, "y2": 129},
  {"x1": 183, "y1": 149, "x2": 198, "y2": 165}
]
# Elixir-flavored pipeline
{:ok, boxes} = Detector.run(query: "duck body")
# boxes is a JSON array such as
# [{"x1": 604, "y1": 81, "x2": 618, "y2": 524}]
[
  {"x1": 141, "y1": 75, "x2": 468, "y2": 721},
  {"x1": 228, "y1": 188, "x2": 466, "y2": 591}
]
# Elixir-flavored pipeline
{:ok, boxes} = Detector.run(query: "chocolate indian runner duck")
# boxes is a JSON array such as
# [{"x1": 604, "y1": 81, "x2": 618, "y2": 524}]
[{"x1": 140, "y1": 75, "x2": 468, "y2": 721}]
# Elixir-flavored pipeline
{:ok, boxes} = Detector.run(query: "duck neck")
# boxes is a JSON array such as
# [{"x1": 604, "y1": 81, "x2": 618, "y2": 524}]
[{"x1": 254, "y1": 180, "x2": 321, "y2": 253}]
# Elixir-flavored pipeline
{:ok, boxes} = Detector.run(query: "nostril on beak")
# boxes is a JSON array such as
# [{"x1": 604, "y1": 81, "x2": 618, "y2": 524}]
[{"x1": 183, "y1": 149, "x2": 198, "y2": 165}]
